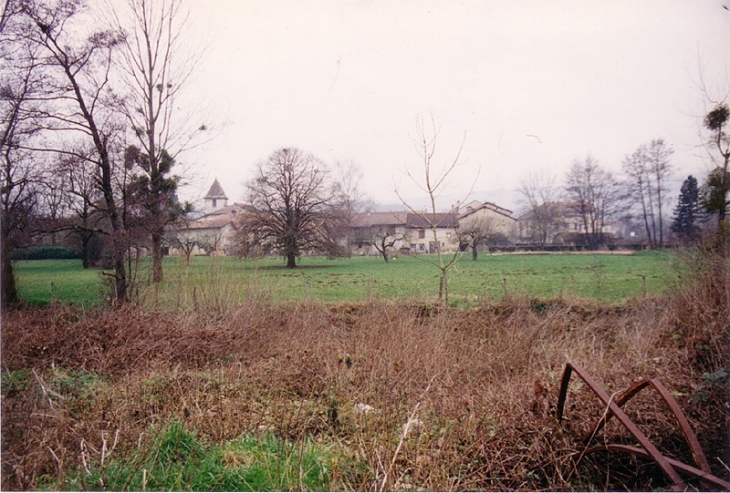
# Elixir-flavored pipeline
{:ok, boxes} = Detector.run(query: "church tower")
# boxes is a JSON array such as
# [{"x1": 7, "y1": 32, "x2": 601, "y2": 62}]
[{"x1": 204, "y1": 178, "x2": 228, "y2": 213}]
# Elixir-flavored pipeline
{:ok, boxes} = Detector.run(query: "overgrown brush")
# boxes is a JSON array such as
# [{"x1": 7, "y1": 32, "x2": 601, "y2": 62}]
[{"x1": 2, "y1": 253, "x2": 728, "y2": 491}]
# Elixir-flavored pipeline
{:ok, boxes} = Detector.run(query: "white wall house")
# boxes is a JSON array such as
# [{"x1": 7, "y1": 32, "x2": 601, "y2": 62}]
[
  {"x1": 352, "y1": 210, "x2": 462, "y2": 256},
  {"x1": 457, "y1": 200, "x2": 517, "y2": 242}
]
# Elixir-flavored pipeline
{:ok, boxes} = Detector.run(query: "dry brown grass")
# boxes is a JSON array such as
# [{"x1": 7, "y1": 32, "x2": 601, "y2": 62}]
[{"x1": 2, "y1": 252, "x2": 728, "y2": 491}]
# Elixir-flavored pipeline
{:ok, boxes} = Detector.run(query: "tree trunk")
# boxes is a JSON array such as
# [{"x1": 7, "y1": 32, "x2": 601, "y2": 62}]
[
  {"x1": 472, "y1": 246, "x2": 478, "y2": 261},
  {"x1": 286, "y1": 253, "x2": 297, "y2": 268},
  {"x1": 81, "y1": 233, "x2": 91, "y2": 269},
  {"x1": 113, "y1": 240, "x2": 127, "y2": 304},
  {"x1": 1, "y1": 244, "x2": 18, "y2": 308},
  {"x1": 152, "y1": 229, "x2": 164, "y2": 282}
]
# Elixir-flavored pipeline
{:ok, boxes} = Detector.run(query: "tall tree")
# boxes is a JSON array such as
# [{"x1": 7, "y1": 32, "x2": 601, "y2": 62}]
[
  {"x1": 21, "y1": 0, "x2": 130, "y2": 303},
  {"x1": 622, "y1": 139, "x2": 673, "y2": 248},
  {"x1": 0, "y1": 29, "x2": 42, "y2": 307},
  {"x1": 564, "y1": 156, "x2": 621, "y2": 249},
  {"x1": 112, "y1": 0, "x2": 201, "y2": 282},
  {"x1": 244, "y1": 148, "x2": 339, "y2": 268},
  {"x1": 671, "y1": 175, "x2": 704, "y2": 242},
  {"x1": 517, "y1": 171, "x2": 562, "y2": 246},
  {"x1": 332, "y1": 160, "x2": 366, "y2": 255},
  {"x1": 0, "y1": 3, "x2": 51, "y2": 307}
]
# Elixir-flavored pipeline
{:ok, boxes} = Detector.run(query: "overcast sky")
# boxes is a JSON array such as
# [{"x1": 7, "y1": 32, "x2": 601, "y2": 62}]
[{"x1": 180, "y1": 0, "x2": 729, "y2": 213}]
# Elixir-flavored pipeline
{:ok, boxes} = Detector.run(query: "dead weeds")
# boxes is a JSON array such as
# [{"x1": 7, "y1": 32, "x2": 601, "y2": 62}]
[{"x1": 2, "y1": 254, "x2": 728, "y2": 491}]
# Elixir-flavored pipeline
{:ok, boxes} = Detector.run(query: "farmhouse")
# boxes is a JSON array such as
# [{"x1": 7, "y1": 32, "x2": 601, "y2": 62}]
[
  {"x1": 457, "y1": 200, "x2": 517, "y2": 244},
  {"x1": 352, "y1": 210, "x2": 460, "y2": 255},
  {"x1": 352, "y1": 200, "x2": 516, "y2": 257}
]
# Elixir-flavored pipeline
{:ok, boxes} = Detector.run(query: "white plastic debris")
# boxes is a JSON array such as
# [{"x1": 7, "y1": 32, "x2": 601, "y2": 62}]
[
  {"x1": 354, "y1": 402, "x2": 376, "y2": 414},
  {"x1": 402, "y1": 418, "x2": 424, "y2": 435}
]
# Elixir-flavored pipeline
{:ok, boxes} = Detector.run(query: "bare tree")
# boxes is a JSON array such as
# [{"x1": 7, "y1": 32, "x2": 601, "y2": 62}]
[
  {"x1": 517, "y1": 171, "x2": 562, "y2": 246},
  {"x1": 0, "y1": 12, "x2": 44, "y2": 307},
  {"x1": 332, "y1": 159, "x2": 366, "y2": 255},
  {"x1": 356, "y1": 224, "x2": 411, "y2": 262},
  {"x1": 196, "y1": 229, "x2": 223, "y2": 256},
  {"x1": 244, "y1": 148, "x2": 339, "y2": 268},
  {"x1": 111, "y1": 0, "x2": 202, "y2": 283},
  {"x1": 564, "y1": 156, "x2": 621, "y2": 249},
  {"x1": 622, "y1": 139, "x2": 673, "y2": 248},
  {"x1": 55, "y1": 152, "x2": 107, "y2": 268},
  {"x1": 21, "y1": 0, "x2": 130, "y2": 302},
  {"x1": 456, "y1": 213, "x2": 501, "y2": 260},
  {"x1": 36, "y1": 168, "x2": 70, "y2": 245},
  {"x1": 396, "y1": 114, "x2": 472, "y2": 303}
]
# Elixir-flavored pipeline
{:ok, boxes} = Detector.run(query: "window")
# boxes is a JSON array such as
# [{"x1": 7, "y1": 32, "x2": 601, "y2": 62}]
[
  {"x1": 418, "y1": 230, "x2": 425, "y2": 239},
  {"x1": 212, "y1": 199, "x2": 217, "y2": 208}
]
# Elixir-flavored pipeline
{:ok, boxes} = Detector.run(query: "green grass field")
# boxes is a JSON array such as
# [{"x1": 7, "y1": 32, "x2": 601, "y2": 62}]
[{"x1": 13, "y1": 251, "x2": 676, "y2": 307}]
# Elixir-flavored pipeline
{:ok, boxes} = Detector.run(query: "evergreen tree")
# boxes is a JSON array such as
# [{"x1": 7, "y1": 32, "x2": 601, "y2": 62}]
[{"x1": 671, "y1": 175, "x2": 704, "y2": 241}]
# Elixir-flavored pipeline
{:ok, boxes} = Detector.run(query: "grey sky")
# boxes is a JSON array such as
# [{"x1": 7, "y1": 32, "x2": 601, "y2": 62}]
[{"x1": 182, "y1": 0, "x2": 729, "y2": 212}]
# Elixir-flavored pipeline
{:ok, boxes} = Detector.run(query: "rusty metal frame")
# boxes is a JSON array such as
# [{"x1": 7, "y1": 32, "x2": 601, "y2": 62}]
[{"x1": 556, "y1": 362, "x2": 730, "y2": 492}]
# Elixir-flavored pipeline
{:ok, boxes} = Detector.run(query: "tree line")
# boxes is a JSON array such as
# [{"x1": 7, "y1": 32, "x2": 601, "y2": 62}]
[
  {"x1": 2, "y1": 1, "x2": 728, "y2": 309},
  {"x1": 1, "y1": 0, "x2": 202, "y2": 307},
  {"x1": 518, "y1": 114, "x2": 729, "y2": 251}
]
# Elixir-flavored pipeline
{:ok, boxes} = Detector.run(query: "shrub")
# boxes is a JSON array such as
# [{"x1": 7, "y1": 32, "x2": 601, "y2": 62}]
[{"x1": 11, "y1": 246, "x2": 80, "y2": 261}]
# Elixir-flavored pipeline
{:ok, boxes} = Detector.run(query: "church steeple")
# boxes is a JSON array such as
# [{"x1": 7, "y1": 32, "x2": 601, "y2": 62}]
[{"x1": 204, "y1": 178, "x2": 228, "y2": 213}]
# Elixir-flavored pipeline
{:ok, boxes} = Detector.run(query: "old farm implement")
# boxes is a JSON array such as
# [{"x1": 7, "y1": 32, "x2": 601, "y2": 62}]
[{"x1": 556, "y1": 362, "x2": 730, "y2": 491}]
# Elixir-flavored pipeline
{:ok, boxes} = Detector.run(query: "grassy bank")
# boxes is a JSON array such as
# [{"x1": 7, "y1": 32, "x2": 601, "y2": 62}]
[{"x1": 13, "y1": 251, "x2": 674, "y2": 307}]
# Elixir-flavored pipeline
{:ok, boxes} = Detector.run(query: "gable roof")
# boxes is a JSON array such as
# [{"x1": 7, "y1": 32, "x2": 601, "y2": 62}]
[
  {"x1": 406, "y1": 212, "x2": 459, "y2": 228},
  {"x1": 458, "y1": 201, "x2": 515, "y2": 221},
  {"x1": 352, "y1": 211, "x2": 409, "y2": 228},
  {"x1": 184, "y1": 203, "x2": 253, "y2": 230},
  {"x1": 352, "y1": 211, "x2": 459, "y2": 229},
  {"x1": 204, "y1": 178, "x2": 228, "y2": 200}
]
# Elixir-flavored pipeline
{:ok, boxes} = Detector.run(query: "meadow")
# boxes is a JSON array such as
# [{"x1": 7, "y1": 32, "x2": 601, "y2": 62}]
[{"x1": 13, "y1": 250, "x2": 674, "y2": 307}]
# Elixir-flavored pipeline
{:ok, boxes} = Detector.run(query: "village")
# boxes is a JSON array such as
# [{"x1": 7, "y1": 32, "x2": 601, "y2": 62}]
[{"x1": 170, "y1": 178, "x2": 631, "y2": 260}]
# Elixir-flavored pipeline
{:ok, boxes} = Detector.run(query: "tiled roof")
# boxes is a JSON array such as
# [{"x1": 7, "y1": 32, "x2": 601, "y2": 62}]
[
  {"x1": 205, "y1": 203, "x2": 254, "y2": 217},
  {"x1": 184, "y1": 203, "x2": 253, "y2": 230},
  {"x1": 406, "y1": 212, "x2": 459, "y2": 228},
  {"x1": 352, "y1": 211, "x2": 409, "y2": 228},
  {"x1": 458, "y1": 201, "x2": 514, "y2": 220},
  {"x1": 353, "y1": 210, "x2": 459, "y2": 229}
]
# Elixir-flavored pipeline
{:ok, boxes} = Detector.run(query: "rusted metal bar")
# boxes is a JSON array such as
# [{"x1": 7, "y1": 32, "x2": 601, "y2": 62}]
[
  {"x1": 583, "y1": 378, "x2": 711, "y2": 474},
  {"x1": 557, "y1": 362, "x2": 686, "y2": 491},
  {"x1": 582, "y1": 445, "x2": 730, "y2": 492}
]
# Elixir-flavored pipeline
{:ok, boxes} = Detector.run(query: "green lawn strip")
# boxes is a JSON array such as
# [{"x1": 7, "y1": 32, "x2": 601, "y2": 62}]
[
  {"x1": 14, "y1": 251, "x2": 676, "y2": 307},
  {"x1": 13, "y1": 259, "x2": 106, "y2": 307},
  {"x1": 40, "y1": 421, "x2": 337, "y2": 491}
]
